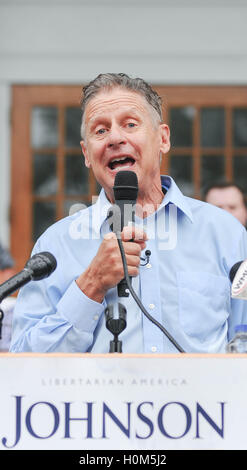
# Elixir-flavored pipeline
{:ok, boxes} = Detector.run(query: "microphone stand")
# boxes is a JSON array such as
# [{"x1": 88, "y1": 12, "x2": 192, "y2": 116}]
[
  {"x1": 105, "y1": 303, "x2": 127, "y2": 353},
  {"x1": 104, "y1": 202, "x2": 131, "y2": 353},
  {"x1": 104, "y1": 226, "x2": 129, "y2": 353}
]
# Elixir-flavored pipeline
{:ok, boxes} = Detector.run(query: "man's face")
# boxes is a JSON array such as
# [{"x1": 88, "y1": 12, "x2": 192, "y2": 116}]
[
  {"x1": 80, "y1": 87, "x2": 170, "y2": 202},
  {"x1": 206, "y1": 186, "x2": 247, "y2": 226}
]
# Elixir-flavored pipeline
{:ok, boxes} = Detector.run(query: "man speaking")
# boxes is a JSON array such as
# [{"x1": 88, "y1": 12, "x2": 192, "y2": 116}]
[{"x1": 10, "y1": 73, "x2": 247, "y2": 353}]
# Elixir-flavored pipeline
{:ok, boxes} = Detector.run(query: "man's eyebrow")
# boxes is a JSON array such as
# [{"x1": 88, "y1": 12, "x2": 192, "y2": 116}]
[
  {"x1": 87, "y1": 106, "x2": 144, "y2": 131},
  {"x1": 87, "y1": 115, "x2": 108, "y2": 129}
]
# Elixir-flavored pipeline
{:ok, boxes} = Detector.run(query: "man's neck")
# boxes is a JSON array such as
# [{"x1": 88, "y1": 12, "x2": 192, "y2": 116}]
[{"x1": 135, "y1": 187, "x2": 166, "y2": 218}]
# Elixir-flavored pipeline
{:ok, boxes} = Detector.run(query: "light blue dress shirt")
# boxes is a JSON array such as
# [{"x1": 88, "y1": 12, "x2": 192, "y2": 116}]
[{"x1": 10, "y1": 176, "x2": 247, "y2": 354}]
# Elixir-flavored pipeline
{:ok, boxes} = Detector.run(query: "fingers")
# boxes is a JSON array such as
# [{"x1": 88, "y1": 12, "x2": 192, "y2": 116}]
[
  {"x1": 104, "y1": 232, "x2": 117, "y2": 241},
  {"x1": 102, "y1": 225, "x2": 147, "y2": 278},
  {"x1": 121, "y1": 226, "x2": 147, "y2": 251},
  {"x1": 125, "y1": 254, "x2": 141, "y2": 277},
  {"x1": 104, "y1": 227, "x2": 147, "y2": 253},
  {"x1": 121, "y1": 225, "x2": 147, "y2": 243}
]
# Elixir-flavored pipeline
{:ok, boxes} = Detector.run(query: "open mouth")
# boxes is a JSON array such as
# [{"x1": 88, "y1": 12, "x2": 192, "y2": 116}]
[{"x1": 108, "y1": 156, "x2": 135, "y2": 171}]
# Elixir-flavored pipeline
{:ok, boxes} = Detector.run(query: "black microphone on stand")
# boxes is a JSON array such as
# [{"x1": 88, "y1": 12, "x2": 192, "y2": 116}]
[
  {"x1": 105, "y1": 171, "x2": 138, "y2": 352},
  {"x1": 0, "y1": 251, "x2": 57, "y2": 302},
  {"x1": 230, "y1": 259, "x2": 247, "y2": 300},
  {"x1": 105, "y1": 170, "x2": 185, "y2": 353},
  {"x1": 0, "y1": 251, "x2": 57, "y2": 340}
]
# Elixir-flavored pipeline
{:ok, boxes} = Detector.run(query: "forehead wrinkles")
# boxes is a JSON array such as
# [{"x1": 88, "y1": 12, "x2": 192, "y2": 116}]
[{"x1": 85, "y1": 92, "x2": 151, "y2": 125}]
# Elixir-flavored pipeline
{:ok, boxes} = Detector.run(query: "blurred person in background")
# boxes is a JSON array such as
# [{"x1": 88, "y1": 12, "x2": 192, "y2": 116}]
[
  {"x1": 204, "y1": 181, "x2": 247, "y2": 228},
  {"x1": 0, "y1": 243, "x2": 16, "y2": 352}
]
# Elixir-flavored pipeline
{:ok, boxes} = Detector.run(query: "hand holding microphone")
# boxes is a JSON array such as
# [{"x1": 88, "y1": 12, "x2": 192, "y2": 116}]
[
  {"x1": 76, "y1": 225, "x2": 147, "y2": 304},
  {"x1": 77, "y1": 170, "x2": 147, "y2": 302}
]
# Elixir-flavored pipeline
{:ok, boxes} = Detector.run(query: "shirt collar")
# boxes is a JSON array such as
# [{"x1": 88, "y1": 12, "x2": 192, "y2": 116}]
[
  {"x1": 91, "y1": 174, "x2": 194, "y2": 235},
  {"x1": 91, "y1": 188, "x2": 112, "y2": 235},
  {"x1": 160, "y1": 175, "x2": 194, "y2": 223}
]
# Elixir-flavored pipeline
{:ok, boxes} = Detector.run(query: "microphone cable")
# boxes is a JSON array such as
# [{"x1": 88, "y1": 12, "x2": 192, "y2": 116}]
[{"x1": 116, "y1": 234, "x2": 185, "y2": 353}]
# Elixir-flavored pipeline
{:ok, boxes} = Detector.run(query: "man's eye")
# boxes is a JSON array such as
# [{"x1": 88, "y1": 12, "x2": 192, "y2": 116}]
[
  {"x1": 96, "y1": 128, "x2": 106, "y2": 135},
  {"x1": 127, "y1": 122, "x2": 136, "y2": 128}
]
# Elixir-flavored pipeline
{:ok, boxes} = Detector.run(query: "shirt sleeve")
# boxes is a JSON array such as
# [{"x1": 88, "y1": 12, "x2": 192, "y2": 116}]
[
  {"x1": 10, "y1": 280, "x2": 106, "y2": 353},
  {"x1": 9, "y1": 234, "x2": 107, "y2": 353}
]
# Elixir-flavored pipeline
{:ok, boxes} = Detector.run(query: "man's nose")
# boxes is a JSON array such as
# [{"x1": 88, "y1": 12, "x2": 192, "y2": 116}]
[{"x1": 108, "y1": 125, "x2": 126, "y2": 147}]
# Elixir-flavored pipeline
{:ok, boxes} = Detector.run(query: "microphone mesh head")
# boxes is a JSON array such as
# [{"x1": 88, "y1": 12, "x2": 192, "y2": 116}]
[
  {"x1": 113, "y1": 171, "x2": 138, "y2": 202},
  {"x1": 26, "y1": 252, "x2": 57, "y2": 280},
  {"x1": 230, "y1": 261, "x2": 242, "y2": 283}
]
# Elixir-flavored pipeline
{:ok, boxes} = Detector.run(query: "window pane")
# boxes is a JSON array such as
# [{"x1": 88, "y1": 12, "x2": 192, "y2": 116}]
[
  {"x1": 33, "y1": 154, "x2": 57, "y2": 196},
  {"x1": 233, "y1": 155, "x2": 247, "y2": 193},
  {"x1": 233, "y1": 108, "x2": 247, "y2": 147},
  {"x1": 65, "y1": 154, "x2": 89, "y2": 195},
  {"x1": 33, "y1": 201, "x2": 56, "y2": 241},
  {"x1": 31, "y1": 107, "x2": 58, "y2": 148},
  {"x1": 170, "y1": 107, "x2": 195, "y2": 147},
  {"x1": 200, "y1": 108, "x2": 225, "y2": 148},
  {"x1": 65, "y1": 107, "x2": 82, "y2": 148},
  {"x1": 201, "y1": 155, "x2": 225, "y2": 190},
  {"x1": 169, "y1": 154, "x2": 194, "y2": 196}
]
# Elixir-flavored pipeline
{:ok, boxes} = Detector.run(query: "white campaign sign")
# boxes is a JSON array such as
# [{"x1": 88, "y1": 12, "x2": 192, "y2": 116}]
[{"x1": 0, "y1": 353, "x2": 246, "y2": 450}]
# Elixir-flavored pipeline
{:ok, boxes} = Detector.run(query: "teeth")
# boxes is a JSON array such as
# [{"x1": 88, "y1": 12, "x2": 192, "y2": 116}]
[
  {"x1": 108, "y1": 156, "x2": 135, "y2": 171},
  {"x1": 111, "y1": 156, "x2": 130, "y2": 163}
]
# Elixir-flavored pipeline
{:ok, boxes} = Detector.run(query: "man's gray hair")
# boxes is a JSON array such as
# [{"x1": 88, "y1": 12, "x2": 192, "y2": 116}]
[{"x1": 80, "y1": 73, "x2": 163, "y2": 139}]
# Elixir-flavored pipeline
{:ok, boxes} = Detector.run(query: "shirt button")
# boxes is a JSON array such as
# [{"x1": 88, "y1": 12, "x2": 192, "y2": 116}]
[
  {"x1": 146, "y1": 263, "x2": 152, "y2": 269},
  {"x1": 149, "y1": 303, "x2": 155, "y2": 309},
  {"x1": 151, "y1": 346, "x2": 157, "y2": 352},
  {"x1": 93, "y1": 315, "x2": 99, "y2": 321}
]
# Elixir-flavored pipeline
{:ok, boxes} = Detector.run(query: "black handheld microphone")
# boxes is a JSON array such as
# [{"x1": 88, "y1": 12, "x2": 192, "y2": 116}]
[
  {"x1": 113, "y1": 170, "x2": 138, "y2": 231},
  {"x1": 0, "y1": 251, "x2": 57, "y2": 302},
  {"x1": 108, "y1": 170, "x2": 138, "y2": 297}
]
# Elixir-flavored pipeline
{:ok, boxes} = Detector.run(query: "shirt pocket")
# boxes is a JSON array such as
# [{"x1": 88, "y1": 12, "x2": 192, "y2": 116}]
[{"x1": 177, "y1": 271, "x2": 230, "y2": 342}]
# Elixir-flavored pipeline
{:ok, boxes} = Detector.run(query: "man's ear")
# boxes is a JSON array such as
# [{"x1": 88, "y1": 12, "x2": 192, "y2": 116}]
[
  {"x1": 159, "y1": 124, "x2": 171, "y2": 155},
  {"x1": 80, "y1": 140, "x2": 91, "y2": 168}
]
